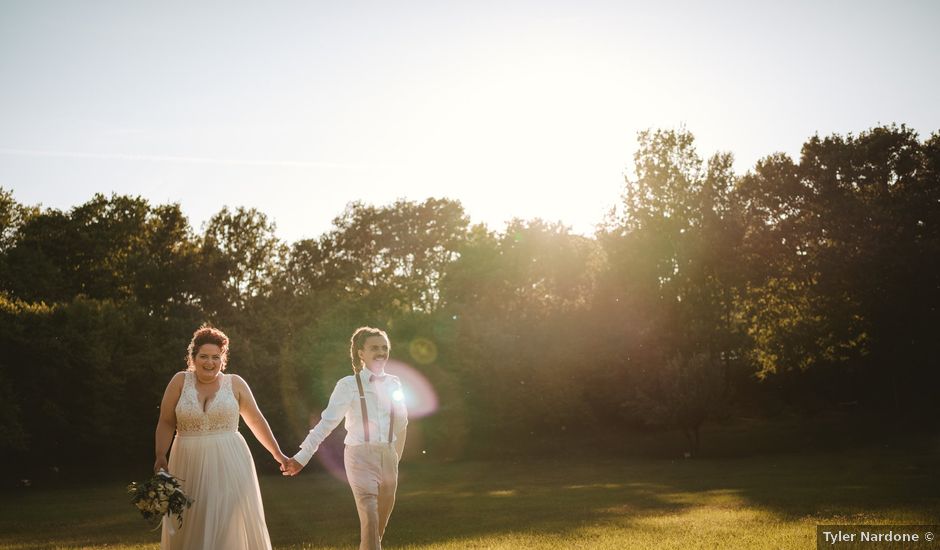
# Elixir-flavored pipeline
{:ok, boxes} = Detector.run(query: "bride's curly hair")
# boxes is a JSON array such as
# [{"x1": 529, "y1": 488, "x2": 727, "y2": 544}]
[{"x1": 186, "y1": 324, "x2": 230, "y2": 371}]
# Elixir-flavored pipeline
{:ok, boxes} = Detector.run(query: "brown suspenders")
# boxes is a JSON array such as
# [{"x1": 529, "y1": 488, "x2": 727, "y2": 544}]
[
  {"x1": 354, "y1": 372, "x2": 396, "y2": 445},
  {"x1": 354, "y1": 374, "x2": 371, "y2": 442}
]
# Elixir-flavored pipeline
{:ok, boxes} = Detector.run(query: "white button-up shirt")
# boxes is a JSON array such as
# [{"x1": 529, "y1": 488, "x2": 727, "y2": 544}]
[{"x1": 294, "y1": 368, "x2": 408, "y2": 466}]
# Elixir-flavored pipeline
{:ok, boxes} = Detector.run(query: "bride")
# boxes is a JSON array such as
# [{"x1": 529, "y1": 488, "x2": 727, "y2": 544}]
[{"x1": 153, "y1": 324, "x2": 288, "y2": 549}]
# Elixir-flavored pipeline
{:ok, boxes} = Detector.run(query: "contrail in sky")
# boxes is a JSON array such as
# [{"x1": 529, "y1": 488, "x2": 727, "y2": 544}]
[{"x1": 0, "y1": 148, "x2": 360, "y2": 170}]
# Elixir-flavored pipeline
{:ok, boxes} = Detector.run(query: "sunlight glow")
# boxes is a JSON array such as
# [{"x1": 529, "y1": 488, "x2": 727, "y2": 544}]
[
  {"x1": 314, "y1": 360, "x2": 439, "y2": 482},
  {"x1": 386, "y1": 360, "x2": 438, "y2": 418}
]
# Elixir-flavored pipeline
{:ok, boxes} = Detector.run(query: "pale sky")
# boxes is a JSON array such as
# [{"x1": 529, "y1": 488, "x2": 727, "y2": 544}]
[{"x1": 1, "y1": 1, "x2": 938, "y2": 243}]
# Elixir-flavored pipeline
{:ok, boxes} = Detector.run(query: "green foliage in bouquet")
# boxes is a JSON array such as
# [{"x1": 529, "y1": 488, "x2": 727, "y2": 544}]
[{"x1": 127, "y1": 471, "x2": 194, "y2": 529}]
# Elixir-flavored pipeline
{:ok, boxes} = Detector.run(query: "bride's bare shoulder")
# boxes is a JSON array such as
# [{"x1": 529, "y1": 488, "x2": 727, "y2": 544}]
[
  {"x1": 227, "y1": 373, "x2": 249, "y2": 390},
  {"x1": 159, "y1": 371, "x2": 188, "y2": 402},
  {"x1": 167, "y1": 371, "x2": 188, "y2": 387}
]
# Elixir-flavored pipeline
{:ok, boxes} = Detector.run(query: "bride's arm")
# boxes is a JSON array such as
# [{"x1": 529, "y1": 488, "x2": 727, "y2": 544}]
[
  {"x1": 154, "y1": 372, "x2": 184, "y2": 473},
  {"x1": 232, "y1": 375, "x2": 288, "y2": 466}
]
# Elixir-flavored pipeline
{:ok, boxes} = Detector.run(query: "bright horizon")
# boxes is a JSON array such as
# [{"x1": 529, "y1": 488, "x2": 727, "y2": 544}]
[{"x1": 2, "y1": 1, "x2": 939, "y2": 243}]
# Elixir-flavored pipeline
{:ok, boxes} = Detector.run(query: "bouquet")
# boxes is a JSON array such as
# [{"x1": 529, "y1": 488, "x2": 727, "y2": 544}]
[{"x1": 127, "y1": 470, "x2": 194, "y2": 531}]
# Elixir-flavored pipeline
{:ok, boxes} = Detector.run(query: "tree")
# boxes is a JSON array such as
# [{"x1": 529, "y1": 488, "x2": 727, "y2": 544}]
[
  {"x1": 0, "y1": 188, "x2": 37, "y2": 254},
  {"x1": 594, "y1": 128, "x2": 747, "y2": 443},
  {"x1": 440, "y1": 219, "x2": 603, "y2": 448},
  {"x1": 737, "y1": 125, "x2": 940, "y2": 413},
  {"x1": 631, "y1": 351, "x2": 723, "y2": 456},
  {"x1": 0, "y1": 194, "x2": 200, "y2": 311},
  {"x1": 198, "y1": 206, "x2": 285, "y2": 316},
  {"x1": 309, "y1": 198, "x2": 470, "y2": 313}
]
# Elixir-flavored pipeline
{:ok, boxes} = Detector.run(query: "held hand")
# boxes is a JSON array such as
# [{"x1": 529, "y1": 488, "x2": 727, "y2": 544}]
[
  {"x1": 153, "y1": 456, "x2": 168, "y2": 474},
  {"x1": 281, "y1": 458, "x2": 304, "y2": 477},
  {"x1": 274, "y1": 452, "x2": 290, "y2": 469}
]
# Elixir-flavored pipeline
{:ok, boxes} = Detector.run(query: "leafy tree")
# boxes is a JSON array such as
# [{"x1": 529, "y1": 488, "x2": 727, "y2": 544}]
[
  {"x1": 311, "y1": 198, "x2": 470, "y2": 313},
  {"x1": 631, "y1": 351, "x2": 723, "y2": 456},
  {"x1": 199, "y1": 206, "x2": 285, "y2": 316},
  {"x1": 0, "y1": 187, "x2": 37, "y2": 254},
  {"x1": 595, "y1": 128, "x2": 747, "y2": 446},
  {"x1": 441, "y1": 219, "x2": 602, "y2": 448},
  {"x1": 0, "y1": 194, "x2": 200, "y2": 311},
  {"x1": 0, "y1": 206, "x2": 73, "y2": 302},
  {"x1": 736, "y1": 125, "x2": 940, "y2": 413}
]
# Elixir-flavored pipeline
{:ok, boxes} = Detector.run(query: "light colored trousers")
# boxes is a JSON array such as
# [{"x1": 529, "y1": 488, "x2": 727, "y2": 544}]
[{"x1": 344, "y1": 443, "x2": 399, "y2": 550}]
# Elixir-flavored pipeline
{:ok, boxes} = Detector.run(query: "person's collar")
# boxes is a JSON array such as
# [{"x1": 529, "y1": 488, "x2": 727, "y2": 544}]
[{"x1": 362, "y1": 366, "x2": 386, "y2": 378}]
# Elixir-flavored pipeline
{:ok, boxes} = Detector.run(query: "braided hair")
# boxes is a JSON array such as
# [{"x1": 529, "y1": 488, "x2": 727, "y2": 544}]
[{"x1": 349, "y1": 326, "x2": 389, "y2": 373}]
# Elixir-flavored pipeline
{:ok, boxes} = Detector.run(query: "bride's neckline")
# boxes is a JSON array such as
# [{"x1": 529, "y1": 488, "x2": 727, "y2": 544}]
[{"x1": 192, "y1": 372, "x2": 224, "y2": 413}]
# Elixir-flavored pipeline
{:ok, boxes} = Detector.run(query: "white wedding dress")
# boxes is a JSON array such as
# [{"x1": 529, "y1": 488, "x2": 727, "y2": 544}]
[{"x1": 161, "y1": 371, "x2": 273, "y2": 550}]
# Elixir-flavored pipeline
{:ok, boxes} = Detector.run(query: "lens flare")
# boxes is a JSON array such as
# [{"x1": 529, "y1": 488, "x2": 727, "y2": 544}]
[
  {"x1": 408, "y1": 337, "x2": 438, "y2": 365},
  {"x1": 314, "y1": 359, "x2": 439, "y2": 482},
  {"x1": 313, "y1": 434, "x2": 348, "y2": 483},
  {"x1": 386, "y1": 359, "x2": 438, "y2": 418}
]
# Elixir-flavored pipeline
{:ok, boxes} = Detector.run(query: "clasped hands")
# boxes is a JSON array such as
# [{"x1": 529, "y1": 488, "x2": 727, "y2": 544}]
[{"x1": 279, "y1": 456, "x2": 304, "y2": 476}]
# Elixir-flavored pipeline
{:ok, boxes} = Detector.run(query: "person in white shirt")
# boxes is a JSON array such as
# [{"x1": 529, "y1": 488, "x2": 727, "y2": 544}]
[{"x1": 282, "y1": 326, "x2": 408, "y2": 550}]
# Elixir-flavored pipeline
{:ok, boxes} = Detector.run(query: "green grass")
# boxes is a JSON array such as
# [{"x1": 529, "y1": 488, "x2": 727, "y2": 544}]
[{"x1": 2, "y1": 446, "x2": 938, "y2": 550}]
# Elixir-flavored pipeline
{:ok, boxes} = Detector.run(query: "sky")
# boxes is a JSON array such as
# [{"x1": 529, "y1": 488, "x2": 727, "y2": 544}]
[{"x1": 1, "y1": 0, "x2": 938, "y2": 243}]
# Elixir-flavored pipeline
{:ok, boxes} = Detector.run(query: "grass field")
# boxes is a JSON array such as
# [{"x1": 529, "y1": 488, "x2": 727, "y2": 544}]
[{"x1": 2, "y1": 444, "x2": 938, "y2": 550}]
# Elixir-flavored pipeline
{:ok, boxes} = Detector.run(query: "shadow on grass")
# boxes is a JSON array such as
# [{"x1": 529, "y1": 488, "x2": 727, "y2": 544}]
[
  {"x1": 0, "y1": 482, "x2": 161, "y2": 549},
  {"x1": 263, "y1": 459, "x2": 692, "y2": 548},
  {"x1": 1, "y1": 443, "x2": 938, "y2": 549},
  {"x1": 265, "y1": 442, "x2": 940, "y2": 548}
]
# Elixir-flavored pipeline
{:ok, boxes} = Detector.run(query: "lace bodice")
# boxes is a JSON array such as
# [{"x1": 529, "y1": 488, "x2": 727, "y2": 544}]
[{"x1": 175, "y1": 372, "x2": 240, "y2": 433}]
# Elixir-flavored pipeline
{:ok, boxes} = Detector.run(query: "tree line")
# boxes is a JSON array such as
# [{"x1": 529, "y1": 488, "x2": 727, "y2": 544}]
[{"x1": 1, "y1": 124, "x2": 937, "y2": 479}]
